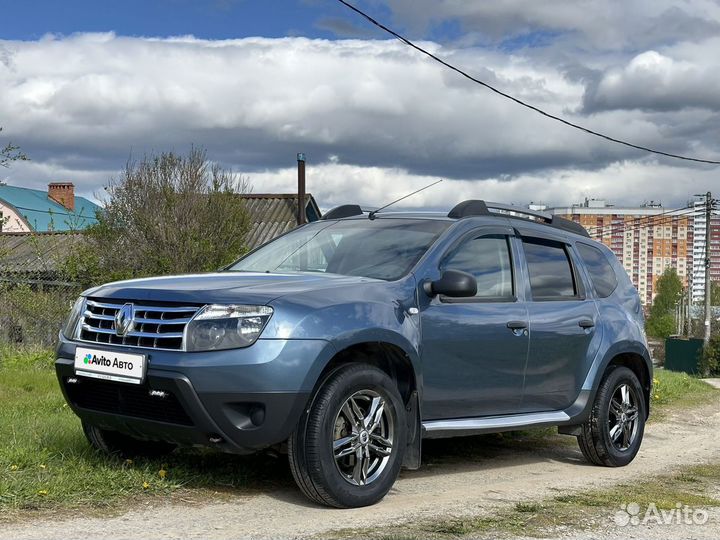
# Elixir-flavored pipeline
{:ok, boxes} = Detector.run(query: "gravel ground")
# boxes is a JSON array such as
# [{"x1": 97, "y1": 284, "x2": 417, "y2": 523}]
[
  {"x1": 1, "y1": 399, "x2": 719, "y2": 540},
  {"x1": 515, "y1": 506, "x2": 720, "y2": 540}
]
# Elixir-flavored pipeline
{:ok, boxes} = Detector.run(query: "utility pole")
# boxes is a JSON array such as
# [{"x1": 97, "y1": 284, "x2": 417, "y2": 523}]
[
  {"x1": 687, "y1": 282, "x2": 693, "y2": 336},
  {"x1": 704, "y1": 191, "x2": 712, "y2": 345}
]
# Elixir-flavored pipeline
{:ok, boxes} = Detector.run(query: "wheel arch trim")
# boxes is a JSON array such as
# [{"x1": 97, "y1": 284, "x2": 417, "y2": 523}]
[{"x1": 580, "y1": 341, "x2": 652, "y2": 420}]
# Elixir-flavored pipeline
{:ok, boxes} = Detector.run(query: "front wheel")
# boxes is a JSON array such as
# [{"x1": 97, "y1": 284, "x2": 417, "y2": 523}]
[
  {"x1": 288, "y1": 364, "x2": 407, "y2": 508},
  {"x1": 577, "y1": 366, "x2": 646, "y2": 467}
]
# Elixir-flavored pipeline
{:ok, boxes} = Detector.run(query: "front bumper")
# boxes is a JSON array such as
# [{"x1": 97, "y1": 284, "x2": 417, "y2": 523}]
[{"x1": 56, "y1": 336, "x2": 333, "y2": 454}]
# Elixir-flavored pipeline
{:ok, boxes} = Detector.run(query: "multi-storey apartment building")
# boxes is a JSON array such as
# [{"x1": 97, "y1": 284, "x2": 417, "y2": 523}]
[
  {"x1": 546, "y1": 199, "x2": 694, "y2": 305},
  {"x1": 689, "y1": 199, "x2": 720, "y2": 304}
]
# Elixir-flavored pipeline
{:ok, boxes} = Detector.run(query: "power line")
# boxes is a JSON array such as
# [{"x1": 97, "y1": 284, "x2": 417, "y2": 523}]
[
  {"x1": 11, "y1": 204, "x2": 97, "y2": 219},
  {"x1": 579, "y1": 209, "x2": 698, "y2": 241},
  {"x1": 584, "y1": 208, "x2": 699, "y2": 238},
  {"x1": 585, "y1": 210, "x2": 696, "y2": 234},
  {"x1": 582, "y1": 206, "x2": 698, "y2": 235},
  {"x1": 583, "y1": 206, "x2": 695, "y2": 234},
  {"x1": 552, "y1": 202, "x2": 701, "y2": 236},
  {"x1": 335, "y1": 0, "x2": 720, "y2": 165}
]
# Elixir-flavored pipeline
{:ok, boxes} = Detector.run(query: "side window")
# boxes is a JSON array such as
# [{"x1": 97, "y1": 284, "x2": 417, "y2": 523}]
[
  {"x1": 441, "y1": 235, "x2": 513, "y2": 298},
  {"x1": 576, "y1": 243, "x2": 618, "y2": 298},
  {"x1": 522, "y1": 238, "x2": 577, "y2": 299}
]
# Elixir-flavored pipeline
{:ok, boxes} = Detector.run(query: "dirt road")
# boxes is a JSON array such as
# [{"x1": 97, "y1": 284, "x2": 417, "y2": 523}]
[{"x1": 2, "y1": 399, "x2": 719, "y2": 540}]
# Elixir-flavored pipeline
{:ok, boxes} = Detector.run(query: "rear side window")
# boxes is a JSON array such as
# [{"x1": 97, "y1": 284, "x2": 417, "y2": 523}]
[
  {"x1": 522, "y1": 238, "x2": 576, "y2": 299},
  {"x1": 441, "y1": 235, "x2": 513, "y2": 298},
  {"x1": 576, "y1": 243, "x2": 618, "y2": 298}
]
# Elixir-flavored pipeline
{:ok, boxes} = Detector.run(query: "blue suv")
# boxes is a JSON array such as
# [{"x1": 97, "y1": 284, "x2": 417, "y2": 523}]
[{"x1": 56, "y1": 200, "x2": 651, "y2": 508}]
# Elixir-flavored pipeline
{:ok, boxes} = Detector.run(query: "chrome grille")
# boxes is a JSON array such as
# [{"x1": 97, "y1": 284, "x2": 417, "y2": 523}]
[{"x1": 79, "y1": 299, "x2": 201, "y2": 350}]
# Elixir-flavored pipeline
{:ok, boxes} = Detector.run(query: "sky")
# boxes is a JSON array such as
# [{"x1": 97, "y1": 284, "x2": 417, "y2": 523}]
[{"x1": 1, "y1": 0, "x2": 719, "y2": 211}]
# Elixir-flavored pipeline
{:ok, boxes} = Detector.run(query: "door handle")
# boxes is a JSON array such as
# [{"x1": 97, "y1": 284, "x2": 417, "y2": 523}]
[
  {"x1": 506, "y1": 321, "x2": 528, "y2": 330},
  {"x1": 578, "y1": 319, "x2": 595, "y2": 329}
]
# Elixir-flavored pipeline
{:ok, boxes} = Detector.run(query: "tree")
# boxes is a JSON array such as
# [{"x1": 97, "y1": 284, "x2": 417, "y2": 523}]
[
  {"x1": 63, "y1": 148, "x2": 251, "y2": 287},
  {"x1": 0, "y1": 127, "x2": 28, "y2": 168},
  {"x1": 712, "y1": 280, "x2": 720, "y2": 307},
  {"x1": 646, "y1": 268, "x2": 683, "y2": 338}
]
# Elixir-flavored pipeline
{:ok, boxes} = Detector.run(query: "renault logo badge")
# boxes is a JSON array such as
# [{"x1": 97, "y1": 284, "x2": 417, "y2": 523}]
[{"x1": 115, "y1": 303, "x2": 135, "y2": 337}]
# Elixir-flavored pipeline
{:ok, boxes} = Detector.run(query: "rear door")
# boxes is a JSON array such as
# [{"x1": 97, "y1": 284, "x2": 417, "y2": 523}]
[
  {"x1": 420, "y1": 227, "x2": 529, "y2": 419},
  {"x1": 517, "y1": 234, "x2": 602, "y2": 412}
]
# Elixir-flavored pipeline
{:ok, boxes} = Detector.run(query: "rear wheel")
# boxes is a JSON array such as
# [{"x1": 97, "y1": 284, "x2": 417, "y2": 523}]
[
  {"x1": 82, "y1": 422, "x2": 176, "y2": 458},
  {"x1": 577, "y1": 366, "x2": 646, "y2": 467},
  {"x1": 288, "y1": 364, "x2": 407, "y2": 508}
]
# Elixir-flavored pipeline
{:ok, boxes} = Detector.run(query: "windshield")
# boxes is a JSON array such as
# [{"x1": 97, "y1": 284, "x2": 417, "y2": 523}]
[{"x1": 229, "y1": 219, "x2": 450, "y2": 280}]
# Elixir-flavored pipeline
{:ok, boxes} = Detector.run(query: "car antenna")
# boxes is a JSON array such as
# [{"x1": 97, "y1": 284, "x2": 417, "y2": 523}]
[{"x1": 368, "y1": 179, "x2": 443, "y2": 220}]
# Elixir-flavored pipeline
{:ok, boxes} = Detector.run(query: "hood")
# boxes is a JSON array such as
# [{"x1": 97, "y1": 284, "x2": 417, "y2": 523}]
[{"x1": 83, "y1": 272, "x2": 382, "y2": 305}]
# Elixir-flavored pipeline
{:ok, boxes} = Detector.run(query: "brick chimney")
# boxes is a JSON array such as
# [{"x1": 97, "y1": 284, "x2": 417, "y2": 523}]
[{"x1": 48, "y1": 182, "x2": 75, "y2": 212}]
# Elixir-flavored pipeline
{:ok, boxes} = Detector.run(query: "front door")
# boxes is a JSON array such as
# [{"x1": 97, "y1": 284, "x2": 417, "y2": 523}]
[{"x1": 420, "y1": 231, "x2": 529, "y2": 420}]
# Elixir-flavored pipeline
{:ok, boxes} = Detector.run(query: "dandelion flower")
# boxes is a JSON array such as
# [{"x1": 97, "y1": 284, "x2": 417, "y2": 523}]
[
  {"x1": 142, "y1": 481, "x2": 150, "y2": 490},
  {"x1": 39, "y1": 464, "x2": 47, "y2": 470},
  {"x1": 158, "y1": 469, "x2": 167, "y2": 479},
  {"x1": 10, "y1": 465, "x2": 18, "y2": 471},
  {"x1": 37, "y1": 490, "x2": 48, "y2": 496}
]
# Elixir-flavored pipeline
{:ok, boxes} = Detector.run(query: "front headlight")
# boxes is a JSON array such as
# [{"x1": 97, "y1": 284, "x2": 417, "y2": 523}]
[
  {"x1": 62, "y1": 297, "x2": 85, "y2": 340},
  {"x1": 185, "y1": 304, "x2": 273, "y2": 352}
]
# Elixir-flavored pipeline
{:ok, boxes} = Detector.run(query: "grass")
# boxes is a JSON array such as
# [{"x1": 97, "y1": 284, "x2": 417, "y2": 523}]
[
  {"x1": 331, "y1": 463, "x2": 720, "y2": 539},
  {"x1": 650, "y1": 367, "x2": 719, "y2": 421},
  {"x1": 0, "y1": 346, "x2": 292, "y2": 521},
  {"x1": 0, "y1": 346, "x2": 717, "y2": 521}
]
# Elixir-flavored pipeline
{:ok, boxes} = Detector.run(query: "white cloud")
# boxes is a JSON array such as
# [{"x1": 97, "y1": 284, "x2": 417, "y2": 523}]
[
  {"x1": 0, "y1": 26, "x2": 718, "y2": 210},
  {"x1": 584, "y1": 46, "x2": 720, "y2": 112},
  {"x1": 250, "y1": 160, "x2": 713, "y2": 212}
]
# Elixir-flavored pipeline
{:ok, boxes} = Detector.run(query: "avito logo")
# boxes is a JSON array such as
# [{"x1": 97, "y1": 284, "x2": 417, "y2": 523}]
[
  {"x1": 82, "y1": 353, "x2": 134, "y2": 371},
  {"x1": 84, "y1": 354, "x2": 112, "y2": 367}
]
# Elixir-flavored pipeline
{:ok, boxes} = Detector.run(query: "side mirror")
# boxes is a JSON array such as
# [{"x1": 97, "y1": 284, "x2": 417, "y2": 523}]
[{"x1": 423, "y1": 269, "x2": 477, "y2": 298}]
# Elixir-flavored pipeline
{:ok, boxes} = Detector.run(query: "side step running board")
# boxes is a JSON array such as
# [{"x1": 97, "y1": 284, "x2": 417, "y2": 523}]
[{"x1": 422, "y1": 410, "x2": 571, "y2": 439}]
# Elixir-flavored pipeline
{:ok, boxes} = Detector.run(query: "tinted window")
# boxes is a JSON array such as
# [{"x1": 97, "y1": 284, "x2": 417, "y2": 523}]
[
  {"x1": 441, "y1": 236, "x2": 513, "y2": 298},
  {"x1": 523, "y1": 239, "x2": 576, "y2": 299},
  {"x1": 577, "y1": 243, "x2": 618, "y2": 298},
  {"x1": 229, "y1": 219, "x2": 450, "y2": 281}
]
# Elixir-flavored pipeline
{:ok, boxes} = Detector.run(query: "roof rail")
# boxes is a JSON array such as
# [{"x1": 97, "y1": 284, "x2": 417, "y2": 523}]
[
  {"x1": 447, "y1": 200, "x2": 590, "y2": 238},
  {"x1": 321, "y1": 204, "x2": 365, "y2": 220}
]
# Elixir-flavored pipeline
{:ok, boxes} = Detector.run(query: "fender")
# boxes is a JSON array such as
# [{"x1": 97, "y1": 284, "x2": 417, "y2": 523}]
[
  {"x1": 582, "y1": 339, "x2": 652, "y2": 391},
  {"x1": 298, "y1": 327, "x2": 423, "y2": 399},
  {"x1": 571, "y1": 339, "x2": 652, "y2": 423}
]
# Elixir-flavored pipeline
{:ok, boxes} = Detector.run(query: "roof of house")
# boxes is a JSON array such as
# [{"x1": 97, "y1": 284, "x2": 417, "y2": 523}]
[
  {"x1": 0, "y1": 184, "x2": 100, "y2": 232},
  {"x1": 0, "y1": 231, "x2": 84, "y2": 279},
  {"x1": 240, "y1": 193, "x2": 321, "y2": 250}
]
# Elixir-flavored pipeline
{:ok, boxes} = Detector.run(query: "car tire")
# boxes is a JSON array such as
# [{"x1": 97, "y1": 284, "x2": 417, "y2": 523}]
[
  {"x1": 82, "y1": 422, "x2": 176, "y2": 458},
  {"x1": 288, "y1": 363, "x2": 407, "y2": 508},
  {"x1": 577, "y1": 366, "x2": 646, "y2": 467}
]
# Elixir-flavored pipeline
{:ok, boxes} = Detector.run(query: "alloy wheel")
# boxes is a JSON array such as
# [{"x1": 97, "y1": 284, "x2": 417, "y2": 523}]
[
  {"x1": 332, "y1": 389, "x2": 394, "y2": 486},
  {"x1": 608, "y1": 383, "x2": 640, "y2": 451}
]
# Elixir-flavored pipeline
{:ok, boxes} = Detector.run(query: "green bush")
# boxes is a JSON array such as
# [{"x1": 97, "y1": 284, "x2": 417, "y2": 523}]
[
  {"x1": 61, "y1": 148, "x2": 251, "y2": 288},
  {"x1": 700, "y1": 335, "x2": 720, "y2": 376}
]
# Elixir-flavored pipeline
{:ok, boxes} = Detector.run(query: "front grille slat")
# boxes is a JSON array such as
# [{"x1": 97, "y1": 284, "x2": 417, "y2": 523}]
[
  {"x1": 79, "y1": 298, "x2": 199, "y2": 351},
  {"x1": 64, "y1": 377, "x2": 193, "y2": 426},
  {"x1": 81, "y1": 324, "x2": 185, "y2": 339},
  {"x1": 83, "y1": 311, "x2": 114, "y2": 321},
  {"x1": 134, "y1": 316, "x2": 193, "y2": 325}
]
